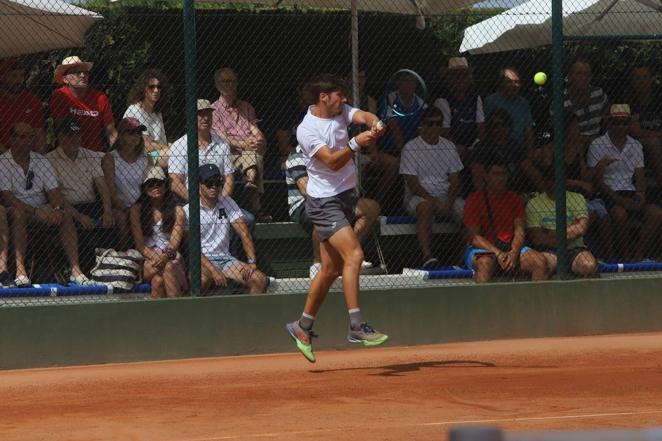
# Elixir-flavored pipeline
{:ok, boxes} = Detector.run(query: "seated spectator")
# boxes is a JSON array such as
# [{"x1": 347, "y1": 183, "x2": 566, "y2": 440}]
[
  {"x1": 130, "y1": 166, "x2": 187, "y2": 298},
  {"x1": 563, "y1": 57, "x2": 609, "y2": 148},
  {"x1": 169, "y1": 99, "x2": 234, "y2": 201},
  {"x1": 184, "y1": 164, "x2": 268, "y2": 294},
  {"x1": 623, "y1": 64, "x2": 662, "y2": 187},
  {"x1": 50, "y1": 56, "x2": 117, "y2": 152},
  {"x1": 285, "y1": 146, "x2": 379, "y2": 278},
  {"x1": 102, "y1": 117, "x2": 150, "y2": 249},
  {"x1": 484, "y1": 67, "x2": 535, "y2": 150},
  {"x1": 124, "y1": 69, "x2": 170, "y2": 167},
  {"x1": 211, "y1": 67, "x2": 267, "y2": 219},
  {"x1": 0, "y1": 122, "x2": 93, "y2": 286},
  {"x1": 526, "y1": 168, "x2": 598, "y2": 277},
  {"x1": 463, "y1": 158, "x2": 550, "y2": 283},
  {"x1": 588, "y1": 104, "x2": 662, "y2": 261},
  {"x1": 46, "y1": 119, "x2": 114, "y2": 231},
  {"x1": 399, "y1": 106, "x2": 464, "y2": 269},
  {"x1": 470, "y1": 108, "x2": 531, "y2": 193},
  {"x1": 379, "y1": 69, "x2": 427, "y2": 153},
  {"x1": 0, "y1": 207, "x2": 11, "y2": 286},
  {"x1": 433, "y1": 57, "x2": 485, "y2": 158},
  {"x1": 0, "y1": 58, "x2": 46, "y2": 153}
]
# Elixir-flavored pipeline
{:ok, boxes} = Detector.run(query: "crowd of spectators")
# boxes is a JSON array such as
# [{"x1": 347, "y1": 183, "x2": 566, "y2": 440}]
[{"x1": 0, "y1": 51, "x2": 661, "y2": 292}]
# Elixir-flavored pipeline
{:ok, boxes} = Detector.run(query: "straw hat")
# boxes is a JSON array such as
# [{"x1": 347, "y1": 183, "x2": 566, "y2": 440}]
[
  {"x1": 609, "y1": 104, "x2": 631, "y2": 118},
  {"x1": 54, "y1": 56, "x2": 93, "y2": 84}
]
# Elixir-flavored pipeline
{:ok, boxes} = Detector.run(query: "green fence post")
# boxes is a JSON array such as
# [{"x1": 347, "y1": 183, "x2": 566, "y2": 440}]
[
  {"x1": 552, "y1": 0, "x2": 567, "y2": 279},
  {"x1": 183, "y1": 0, "x2": 200, "y2": 296}
]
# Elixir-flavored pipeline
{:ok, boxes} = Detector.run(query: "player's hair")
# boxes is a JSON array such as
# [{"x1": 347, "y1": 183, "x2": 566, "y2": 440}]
[
  {"x1": 302, "y1": 74, "x2": 348, "y2": 104},
  {"x1": 127, "y1": 69, "x2": 169, "y2": 114},
  {"x1": 421, "y1": 106, "x2": 443, "y2": 122}
]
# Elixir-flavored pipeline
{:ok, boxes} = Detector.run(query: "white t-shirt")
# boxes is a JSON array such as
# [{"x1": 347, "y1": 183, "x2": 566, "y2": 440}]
[
  {"x1": 296, "y1": 104, "x2": 358, "y2": 198},
  {"x1": 111, "y1": 150, "x2": 148, "y2": 207},
  {"x1": 0, "y1": 151, "x2": 59, "y2": 208},
  {"x1": 587, "y1": 133, "x2": 644, "y2": 192},
  {"x1": 183, "y1": 196, "x2": 243, "y2": 259},
  {"x1": 124, "y1": 104, "x2": 167, "y2": 144},
  {"x1": 399, "y1": 135, "x2": 464, "y2": 201},
  {"x1": 145, "y1": 220, "x2": 171, "y2": 250},
  {"x1": 168, "y1": 134, "x2": 234, "y2": 186},
  {"x1": 433, "y1": 96, "x2": 485, "y2": 129}
]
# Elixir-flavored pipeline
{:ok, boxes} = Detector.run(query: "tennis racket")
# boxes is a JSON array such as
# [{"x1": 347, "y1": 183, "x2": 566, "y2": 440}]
[{"x1": 380, "y1": 68, "x2": 428, "y2": 122}]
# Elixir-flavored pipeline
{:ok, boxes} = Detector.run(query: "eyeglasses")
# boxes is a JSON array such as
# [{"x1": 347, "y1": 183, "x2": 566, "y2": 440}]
[
  {"x1": 147, "y1": 84, "x2": 161, "y2": 90},
  {"x1": 25, "y1": 170, "x2": 34, "y2": 191},
  {"x1": 423, "y1": 120, "x2": 443, "y2": 127},
  {"x1": 202, "y1": 179, "x2": 223, "y2": 188},
  {"x1": 144, "y1": 179, "x2": 164, "y2": 189},
  {"x1": 611, "y1": 118, "x2": 631, "y2": 126}
]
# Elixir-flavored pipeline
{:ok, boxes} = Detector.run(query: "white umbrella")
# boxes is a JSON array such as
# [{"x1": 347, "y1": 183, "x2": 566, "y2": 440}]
[
  {"x1": 460, "y1": 0, "x2": 662, "y2": 54},
  {"x1": 0, "y1": 0, "x2": 102, "y2": 58}
]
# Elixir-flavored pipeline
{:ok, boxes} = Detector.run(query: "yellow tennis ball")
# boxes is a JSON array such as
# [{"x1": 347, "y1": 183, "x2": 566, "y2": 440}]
[{"x1": 534, "y1": 72, "x2": 547, "y2": 86}]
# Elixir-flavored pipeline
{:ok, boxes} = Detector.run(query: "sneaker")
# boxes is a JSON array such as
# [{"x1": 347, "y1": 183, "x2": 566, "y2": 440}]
[
  {"x1": 309, "y1": 262, "x2": 321, "y2": 279},
  {"x1": 347, "y1": 322, "x2": 389, "y2": 347},
  {"x1": 286, "y1": 321, "x2": 318, "y2": 363},
  {"x1": 361, "y1": 260, "x2": 373, "y2": 269},
  {"x1": 14, "y1": 275, "x2": 31, "y2": 288},
  {"x1": 421, "y1": 257, "x2": 440, "y2": 270},
  {"x1": 0, "y1": 271, "x2": 13, "y2": 287}
]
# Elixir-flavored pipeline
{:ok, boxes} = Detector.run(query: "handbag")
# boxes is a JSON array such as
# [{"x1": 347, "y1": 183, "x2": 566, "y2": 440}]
[{"x1": 90, "y1": 248, "x2": 143, "y2": 291}]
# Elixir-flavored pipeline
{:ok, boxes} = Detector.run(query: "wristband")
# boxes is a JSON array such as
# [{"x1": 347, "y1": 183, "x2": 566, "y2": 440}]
[
  {"x1": 247, "y1": 257, "x2": 257, "y2": 264},
  {"x1": 348, "y1": 137, "x2": 360, "y2": 152}
]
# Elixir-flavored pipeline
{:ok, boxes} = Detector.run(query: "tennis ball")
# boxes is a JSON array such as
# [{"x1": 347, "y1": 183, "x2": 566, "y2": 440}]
[{"x1": 534, "y1": 71, "x2": 547, "y2": 86}]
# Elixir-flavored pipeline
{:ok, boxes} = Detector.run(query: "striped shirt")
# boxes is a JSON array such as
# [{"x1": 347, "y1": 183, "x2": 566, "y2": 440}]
[
  {"x1": 563, "y1": 86, "x2": 608, "y2": 137},
  {"x1": 285, "y1": 147, "x2": 307, "y2": 217}
]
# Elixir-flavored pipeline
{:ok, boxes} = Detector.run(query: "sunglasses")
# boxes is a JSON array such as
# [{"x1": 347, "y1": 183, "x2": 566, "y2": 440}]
[
  {"x1": 202, "y1": 179, "x2": 223, "y2": 188},
  {"x1": 611, "y1": 118, "x2": 631, "y2": 126},
  {"x1": 423, "y1": 120, "x2": 443, "y2": 127},
  {"x1": 147, "y1": 84, "x2": 161, "y2": 90},
  {"x1": 144, "y1": 179, "x2": 165, "y2": 189}
]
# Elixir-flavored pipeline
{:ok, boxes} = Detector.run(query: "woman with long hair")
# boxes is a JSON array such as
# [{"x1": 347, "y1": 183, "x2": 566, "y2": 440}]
[
  {"x1": 102, "y1": 117, "x2": 149, "y2": 249},
  {"x1": 124, "y1": 69, "x2": 170, "y2": 166},
  {"x1": 130, "y1": 166, "x2": 187, "y2": 298}
]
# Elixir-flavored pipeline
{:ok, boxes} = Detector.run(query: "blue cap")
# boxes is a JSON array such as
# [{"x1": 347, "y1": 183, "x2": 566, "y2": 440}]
[{"x1": 199, "y1": 164, "x2": 222, "y2": 182}]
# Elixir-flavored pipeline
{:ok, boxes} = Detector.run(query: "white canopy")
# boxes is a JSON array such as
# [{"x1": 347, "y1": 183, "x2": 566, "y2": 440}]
[
  {"x1": 460, "y1": 0, "x2": 662, "y2": 54},
  {"x1": 0, "y1": 0, "x2": 102, "y2": 58}
]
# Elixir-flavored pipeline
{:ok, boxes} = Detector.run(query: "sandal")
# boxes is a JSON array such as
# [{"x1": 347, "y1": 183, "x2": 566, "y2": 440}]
[{"x1": 14, "y1": 275, "x2": 32, "y2": 288}]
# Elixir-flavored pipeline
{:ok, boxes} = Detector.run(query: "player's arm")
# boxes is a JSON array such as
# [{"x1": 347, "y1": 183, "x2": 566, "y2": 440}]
[
  {"x1": 314, "y1": 130, "x2": 379, "y2": 171},
  {"x1": 352, "y1": 109, "x2": 380, "y2": 127}
]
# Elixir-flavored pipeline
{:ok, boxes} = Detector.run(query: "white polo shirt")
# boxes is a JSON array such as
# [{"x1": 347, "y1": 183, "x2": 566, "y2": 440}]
[
  {"x1": 399, "y1": 135, "x2": 464, "y2": 201},
  {"x1": 587, "y1": 133, "x2": 644, "y2": 192},
  {"x1": 296, "y1": 104, "x2": 358, "y2": 198},
  {"x1": 183, "y1": 196, "x2": 243, "y2": 259},
  {"x1": 169, "y1": 133, "x2": 234, "y2": 185},
  {"x1": 0, "y1": 151, "x2": 59, "y2": 208}
]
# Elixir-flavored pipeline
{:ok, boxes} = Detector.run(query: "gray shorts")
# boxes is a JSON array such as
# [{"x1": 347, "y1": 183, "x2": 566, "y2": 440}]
[{"x1": 305, "y1": 190, "x2": 356, "y2": 241}]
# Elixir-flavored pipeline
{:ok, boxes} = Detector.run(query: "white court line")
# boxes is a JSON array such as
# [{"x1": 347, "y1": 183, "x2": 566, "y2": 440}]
[{"x1": 179, "y1": 409, "x2": 662, "y2": 440}]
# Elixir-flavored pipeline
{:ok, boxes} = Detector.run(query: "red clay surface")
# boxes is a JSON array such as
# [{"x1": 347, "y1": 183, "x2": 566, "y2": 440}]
[{"x1": 2, "y1": 333, "x2": 662, "y2": 441}]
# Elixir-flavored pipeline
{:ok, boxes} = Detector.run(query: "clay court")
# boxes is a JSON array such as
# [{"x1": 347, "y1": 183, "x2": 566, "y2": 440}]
[{"x1": 1, "y1": 332, "x2": 661, "y2": 440}]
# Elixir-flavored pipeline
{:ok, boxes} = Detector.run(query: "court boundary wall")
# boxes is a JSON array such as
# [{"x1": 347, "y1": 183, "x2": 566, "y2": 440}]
[{"x1": 1, "y1": 276, "x2": 661, "y2": 370}]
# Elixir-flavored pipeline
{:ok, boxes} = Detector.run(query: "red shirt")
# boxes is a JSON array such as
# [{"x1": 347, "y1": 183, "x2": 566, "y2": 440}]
[
  {"x1": 464, "y1": 190, "x2": 525, "y2": 244},
  {"x1": 0, "y1": 89, "x2": 44, "y2": 148},
  {"x1": 49, "y1": 86, "x2": 114, "y2": 151}
]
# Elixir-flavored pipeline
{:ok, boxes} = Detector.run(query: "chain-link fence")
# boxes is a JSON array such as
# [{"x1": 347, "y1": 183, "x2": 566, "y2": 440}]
[{"x1": 1, "y1": 0, "x2": 661, "y2": 305}]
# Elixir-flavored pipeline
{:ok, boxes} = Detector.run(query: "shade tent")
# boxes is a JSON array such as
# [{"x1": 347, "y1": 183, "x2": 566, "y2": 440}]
[
  {"x1": 460, "y1": 0, "x2": 662, "y2": 54},
  {"x1": 0, "y1": 0, "x2": 102, "y2": 58}
]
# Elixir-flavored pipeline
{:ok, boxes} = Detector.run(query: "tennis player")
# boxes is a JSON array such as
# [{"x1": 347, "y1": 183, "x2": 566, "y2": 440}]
[{"x1": 286, "y1": 74, "x2": 388, "y2": 363}]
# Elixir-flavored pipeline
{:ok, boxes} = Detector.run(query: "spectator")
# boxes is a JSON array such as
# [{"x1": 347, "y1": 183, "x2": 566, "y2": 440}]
[
  {"x1": 102, "y1": 117, "x2": 150, "y2": 249},
  {"x1": 463, "y1": 158, "x2": 550, "y2": 283},
  {"x1": 433, "y1": 57, "x2": 485, "y2": 157},
  {"x1": 588, "y1": 104, "x2": 662, "y2": 261},
  {"x1": 346, "y1": 67, "x2": 378, "y2": 115},
  {"x1": 169, "y1": 99, "x2": 234, "y2": 202},
  {"x1": 469, "y1": 108, "x2": 530, "y2": 192},
  {"x1": 0, "y1": 206, "x2": 10, "y2": 286},
  {"x1": 484, "y1": 67, "x2": 535, "y2": 150},
  {"x1": 46, "y1": 118, "x2": 114, "y2": 231},
  {"x1": 50, "y1": 56, "x2": 117, "y2": 151},
  {"x1": 211, "y1": 67, "x2": 267, "y2": 218},
  {"x1": 184, "y1": 164, "x2": 268, "y2": 294},
  {"x1": 563, "y1": 57, "x2": 609, "y2": 147},
  {"x1": 399, "y1": 106, "x2": 464, "y2": 269},
  {"x1": 0, "y1": 122, "x2": 93, "y2": 287},
  {"x1": 124, "y1": 69, "x2": 170, "y2": 167},
  {"x1": 275, "y1": 85, "x2": 309, "y2": 169},
  {"x1": 285, "y1": 146, "x2": 380, "y2": 278},
  {"x1": 130, "y1": 166, "x2": 187, "y2": 298},
  {"x1": 526, "y1": 168, "x2": 598, "y2": 277},
  {"x1": 0, "y1": 58, "x2": 46, "y2": 153},
  {"x1": 623, "y1": 64, "x2": 662, "y2": 186},
  {"x1": 380, "y1": 69, "x2": 427, "y2": 152}
]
